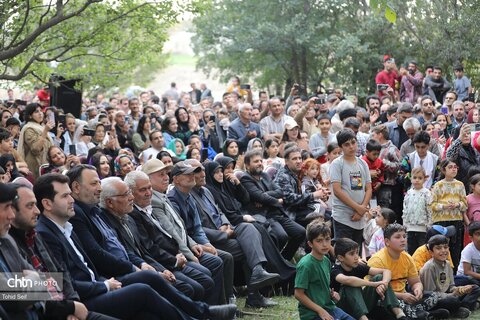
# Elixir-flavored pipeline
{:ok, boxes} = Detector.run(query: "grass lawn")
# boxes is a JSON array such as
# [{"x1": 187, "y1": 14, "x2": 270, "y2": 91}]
[{"x1": 236, "y1": 296, "x2": 480, "y2": 319}]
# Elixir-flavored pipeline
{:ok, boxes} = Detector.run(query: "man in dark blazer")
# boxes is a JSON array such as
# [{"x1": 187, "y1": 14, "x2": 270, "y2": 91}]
[
  {"x1": 0, "y1": 182, "x2": 103, "y2": 320},
  {"x1": 33, "y1": 173, "x2": 200, "y2": 319},
  {"x1": 64, "y1": 166, "x2": 237, "y2": 319},
  {"x1": 241, "y1": 150, "x2": 305, "y2": 261},
  {"x1": 125, "y1": 170, "x2": 215, "y2": 302},
  {"x1": 187, "y1": 159, "x2": 281, "y2": 307},
  {"x1": 142, "y1": 159, "x2": 226, "y2": 305}
]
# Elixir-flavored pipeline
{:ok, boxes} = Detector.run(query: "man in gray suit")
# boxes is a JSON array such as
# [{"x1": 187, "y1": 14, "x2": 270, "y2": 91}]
[{"x1": 142, "y1": 159, "x2": 226, "y2": 305}]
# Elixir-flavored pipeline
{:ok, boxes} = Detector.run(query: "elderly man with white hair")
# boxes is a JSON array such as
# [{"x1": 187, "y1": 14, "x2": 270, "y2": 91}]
[
  {"x1": 124, "y1": 170, "x2": 217, "y2": 302},
  {"x1": 399, "y1": 117, "x2": 441, "y2": 158},
  {"x1": 227, "y1": 103, "x2": 262, "y2": 153},
  {"x1": 330, "y1": 100, "x2": 355, "y2": 133}
]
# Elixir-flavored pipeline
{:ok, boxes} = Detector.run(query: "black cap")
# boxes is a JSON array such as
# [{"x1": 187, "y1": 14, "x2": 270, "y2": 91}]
[
  {"x1": 0, "y1": 183, "x2": 17, "y2": 203},
  {"x1": 171, "y1": 161, "x2": 202, "y2": 177}
]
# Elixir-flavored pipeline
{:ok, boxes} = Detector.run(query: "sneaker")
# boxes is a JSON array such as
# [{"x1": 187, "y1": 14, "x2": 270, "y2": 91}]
[
  {"x1": 427, "y1": 308, "x2": 450, "y2": 320},
  {"x1": 453, "y1": 307, "x2": 471, "y2": 319}
]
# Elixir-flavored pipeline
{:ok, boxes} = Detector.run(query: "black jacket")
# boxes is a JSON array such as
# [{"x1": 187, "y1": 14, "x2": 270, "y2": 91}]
[{"x1": 240, "y1": 171, "x2": 285, "y2": 218}]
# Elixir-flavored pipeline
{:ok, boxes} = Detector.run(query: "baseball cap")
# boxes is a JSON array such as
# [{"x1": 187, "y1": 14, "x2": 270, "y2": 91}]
[
  {"x1": 141, "y1": 159, "x2": 172, "y2": 175},
  {"x1": 427, "y1": 225, "x2": 456, "y2": 238},
  {"x1": 184, "y1": 159, "x2": 204, "y2": 170},
  {"x1": 384, "y1": 55, "x2": 395, "y2": 63},
  {"x1": 171, "y1": 161, "x2": 202, "y2": 177},
  {"x1": 37, "y1": 89, "x2": 50, "y2": 102},
  {"x1": 284, "y1": 118, "x2": 299, "y2": 130}
]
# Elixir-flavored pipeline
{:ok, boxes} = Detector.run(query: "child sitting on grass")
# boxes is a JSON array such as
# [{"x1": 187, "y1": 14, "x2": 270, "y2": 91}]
[
  {"x1": 295, "y1": 222, "x2": 354, "y2": 320},
  {"x1": 419, "y1": 234, "x2": 478, "y2": 317},
  {"x1": 331, "y1": 238, "x2": 406, "y2": 320}
]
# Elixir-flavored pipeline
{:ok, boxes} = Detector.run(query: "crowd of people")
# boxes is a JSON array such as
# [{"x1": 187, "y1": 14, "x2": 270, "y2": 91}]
[{"x1": 0, "y1": 56, "x2": 479, "y2": 320}]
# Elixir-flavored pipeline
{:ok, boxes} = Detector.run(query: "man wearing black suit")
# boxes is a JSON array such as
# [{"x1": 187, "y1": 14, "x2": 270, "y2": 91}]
[
  {"x1": 241, "y1": 150, "x2": 305, "y2": 261},
  {"x1": 187, "y1": 159, "x2": 281, "y2": 307},
  {"x1": 9, "y1": 183, "x2": 117, "y2": 320},
  {"x1": 124, "y1": 170, "x2": 214, "y2": 302},
  {"x1": 0, "y1": 182, "x2": 105, "y2": 320},
  {"x1": 142, "y1": 159, "x2": 226, "y2": 305},
  {"x1": 63, "y1": 166, "x2": 237, "y2": 319},
  {"x1": 33, "y1": 173, "x2": 195, "y2": 319}
]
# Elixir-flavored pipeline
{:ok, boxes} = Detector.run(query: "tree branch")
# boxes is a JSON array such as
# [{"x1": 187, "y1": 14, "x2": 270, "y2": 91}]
[
  {"x1": 9, "y1": 1, "x2": 31, "y2": 48},
  {"x1": 0, "y1": 0, "x2": 102, "y2": 61}
]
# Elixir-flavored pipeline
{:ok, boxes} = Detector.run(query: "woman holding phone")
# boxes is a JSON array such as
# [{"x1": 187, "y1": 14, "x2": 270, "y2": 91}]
[{"x1": 18, "y1": 103, "x2": 55, "y2": 179}]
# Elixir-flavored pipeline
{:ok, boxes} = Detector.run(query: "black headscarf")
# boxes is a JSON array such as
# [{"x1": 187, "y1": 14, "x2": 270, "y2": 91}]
[
  {"x1": 205, "y1": 156, "x2": 250, "y2": 225},
  {"x1": 0, "y1": 154, "x2": 22, "y2": 181}
]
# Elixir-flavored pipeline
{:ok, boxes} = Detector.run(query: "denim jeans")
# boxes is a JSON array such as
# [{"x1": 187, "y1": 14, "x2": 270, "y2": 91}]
[{"x1": 312, "y1": 306, "x2": 355, "y2": 320}]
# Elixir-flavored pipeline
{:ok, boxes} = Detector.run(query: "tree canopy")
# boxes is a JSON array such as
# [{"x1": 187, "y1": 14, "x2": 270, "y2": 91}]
[
  {"x1": 192, "y1": 0, "x2": 480, "y2": 97},
  {"x1": 0, "y1": 0, "x2": 192, "y2": 90}
]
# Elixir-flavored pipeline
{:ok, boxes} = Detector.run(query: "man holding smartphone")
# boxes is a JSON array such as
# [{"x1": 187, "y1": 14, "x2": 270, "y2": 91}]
[
  {"x1": 400, "y1": 61, "x2": 424, "y2": 103},
  {"x1": 375, "y1": 55, "x2": 403, "y2": 99}
]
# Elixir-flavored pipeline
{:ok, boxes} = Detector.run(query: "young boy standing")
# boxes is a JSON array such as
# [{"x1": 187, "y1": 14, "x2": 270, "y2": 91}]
[
  {"x1": 330, "y1": 128, "x2": 372, "y2": 251},
  {"x1": 419, "y1": 235, "x2": 477, "y2": 317},
  {"x1": 295, "y1": 222, "x2": 354, "y2": 320},
  {"x1": 361, "y1": 139, "x2": 385, "y2": 198},
  {"x1": 331, "y1": 238, "x2": 406, "y2": 320},
  {"x1": 309, "y1": 114, "x2": 337, "y2": 163}
]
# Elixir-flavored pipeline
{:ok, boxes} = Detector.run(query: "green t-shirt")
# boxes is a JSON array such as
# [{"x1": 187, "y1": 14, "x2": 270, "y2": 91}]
[{"x1": 295, "y1": 253, "x2": 335, "y2": 320}]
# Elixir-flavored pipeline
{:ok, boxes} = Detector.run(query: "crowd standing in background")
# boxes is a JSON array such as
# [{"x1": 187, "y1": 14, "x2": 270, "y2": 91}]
[{"x1": 1, "y1": 58, "x2": 480, "y2": 320}]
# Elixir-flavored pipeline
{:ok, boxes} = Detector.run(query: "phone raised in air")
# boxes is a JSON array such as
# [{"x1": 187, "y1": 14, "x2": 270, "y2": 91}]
[{"x1": 69, "y1": 145, "x2": 77, "y2": 156}]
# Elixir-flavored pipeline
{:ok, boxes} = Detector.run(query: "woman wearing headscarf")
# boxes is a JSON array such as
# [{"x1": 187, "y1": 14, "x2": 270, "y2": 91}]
[
  {"x1": 205, "y1": 158, "x2": 296, "y2": 288},
  {"x1": 0, "y1": 154, "x2": 22, "y2": 182},
  {"x1": 113, "y1": 154, "x2": 135, "y2": 179},
  {"x1": 17, "y1": 103, "x2": 54, "y2": 179}
]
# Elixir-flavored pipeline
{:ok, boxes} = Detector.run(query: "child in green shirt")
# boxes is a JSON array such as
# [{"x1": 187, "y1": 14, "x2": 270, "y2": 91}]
[{"x1": 294, "y1": 222, "x2": 354, "y2": 320}]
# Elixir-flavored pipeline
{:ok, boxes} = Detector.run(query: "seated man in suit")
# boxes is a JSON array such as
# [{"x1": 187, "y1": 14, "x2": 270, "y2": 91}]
[
  {"x1": 141, "y1": 159, "x2": 226, "y2": 305},
  {"x1": 8, "y1": 183, "x2": 116, "y2": 320},
  {"x1": 124, "y1": 170, "x2": 215, "y2": 302},
  {"x1": 240, "y1": 150, "x2": 305, "y2": 261},
  {"x1": 63, "y1": 167, "x2": 237, "y2": 319},
  {"x1": 187, "y1": 159, "x2": 281, "y2": 307},
  {"x1": 0, "y1": 183, "x2": 97, "y2": 320},
  {"x1": 168, "y1": 162, "x2": 235, "y2": 303}
]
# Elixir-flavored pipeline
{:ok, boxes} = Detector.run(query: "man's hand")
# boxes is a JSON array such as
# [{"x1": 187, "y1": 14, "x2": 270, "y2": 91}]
[
  {"x1": 140, "y1": 263, "x2": 155, "y2": 271},
  {"x1": 72, "y1": 301, "x2": 88, "y2": 320},
  {"x1": 369, "y1": 169, "x2": 379, "y2": 179},
  {"x1": 413, "y1": 286, "x2": 423, "y2": 301},
  {"x1": 176, "y1": 253, "x2": 187, "y2": 269},
  {"x1": 243, "y1": 214, "x2": 256, "y2": 222},
  {"x1": 106, "y1": 277, "x2": 122, "y2": 291},
  {"x1": 191, "y1": 244, "x2": 204, "y2": 257},
  {"x1": 247, "y1": 130, "x2": 257, "y2": 138},
  {"x1": 202, "y1": 244, "x2": 217, "y2": 256},
  {"x1": 161, "y1": 270, "x2": 176, "y2": 284}
]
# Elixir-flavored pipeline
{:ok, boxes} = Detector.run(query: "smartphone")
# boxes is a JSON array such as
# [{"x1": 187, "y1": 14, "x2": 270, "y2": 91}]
[
  {"x1": 104, "y1": 124, "x2": 112, "y2": 132},
  {"x1": 209, "y1": 115, "x2": 216, "y2": 122},
  {"x1": 240, "y1": 84, "x2": 251, "y2": 90},
  {"x1": 69, "y1": 145, "x2": 77, "y2": 156},
  {"x1": 47, "y1": 112, "x2": 55, "y2": 123},
  {"x1": 376, "y1": 84, "x2": 389, "y2": 91},
  {"x1": 124, "y1": 115, "x2": 130, "y2": 124},
  {"x1": 150, "y1": 112, "x2": 156, "y2": 119},
  {"x1": 315, "y1": 98, "x2": 326, "y2": 105},
  {"x1": 83, "y1": 128, "x2": 96, "y2": 136},
  {"x1": 431, "y1": 130, "x2": 439, "y2": 139},
  {"x1": 58, "y1": 114, "x2": 66, "y2": 127},
  {"x1": 441, "y1": 105, "x2": 449, "y2": 115}
]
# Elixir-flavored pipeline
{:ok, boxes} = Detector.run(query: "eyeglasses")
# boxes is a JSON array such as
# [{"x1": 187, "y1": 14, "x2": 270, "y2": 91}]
[{"x1": 110, "y1": 190, "x2": 133, "y2": 198}]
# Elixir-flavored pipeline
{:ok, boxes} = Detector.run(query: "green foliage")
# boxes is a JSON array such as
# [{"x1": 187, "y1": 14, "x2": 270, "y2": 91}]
[
  {"x1": 0, "y1": 0, "x2": 189, "y2": 90},
  {"x1": 192, "y1": 0, "x2": 397, "y2": 96},
  {"x1": 192, "y1": 0, "x2": 480, "y2": 98}
]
